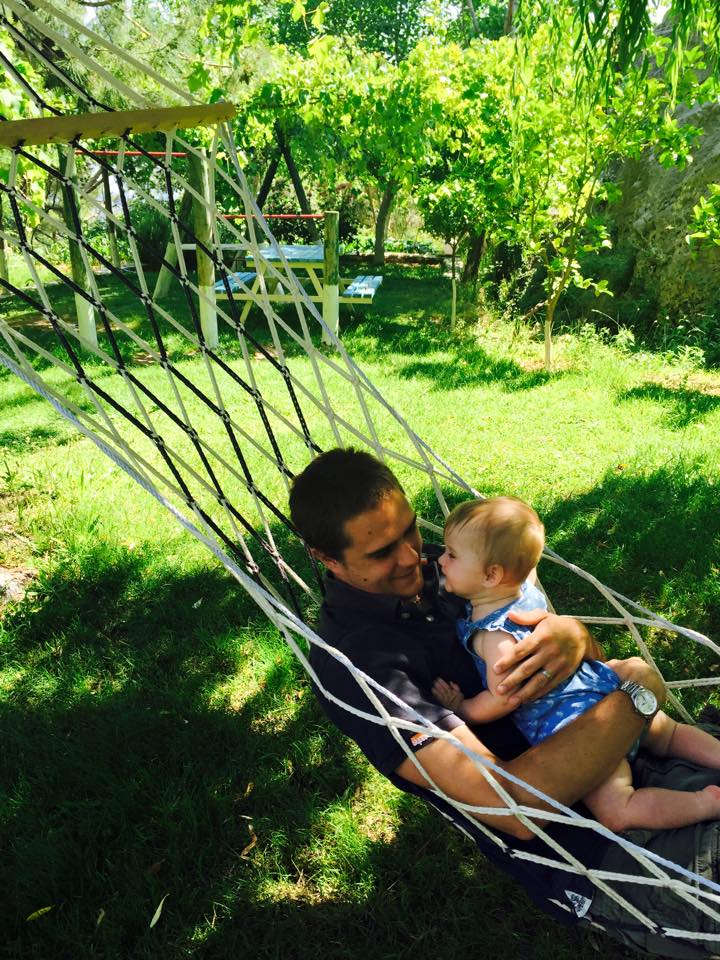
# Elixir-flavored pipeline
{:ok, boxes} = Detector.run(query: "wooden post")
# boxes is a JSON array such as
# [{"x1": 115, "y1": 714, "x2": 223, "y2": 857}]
[
  {"x1": 187, "y1": 150, "x2": 218, "y2": 349},
  {"x1": 153, "y1": 187, "x2": 193, "y2": 300},
  {"x1": 101, "y1": 166, "x2": 121, "y2": 270},
  {"x1": 57, "y1": 145, "x2": 97, "y2": 346},
  {"x1": 322, "y1": 210, "x2": 339, "y2": 344}
]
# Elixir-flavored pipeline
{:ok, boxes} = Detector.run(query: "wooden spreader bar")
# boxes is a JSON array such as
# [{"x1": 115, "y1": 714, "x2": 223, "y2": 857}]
[{"x1": 0, "y1": 102, "x2": 235, "y2": 149}]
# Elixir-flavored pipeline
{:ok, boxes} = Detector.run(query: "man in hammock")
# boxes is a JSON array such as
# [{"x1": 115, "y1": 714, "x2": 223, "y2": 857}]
[{"x1": 289, "y1": 447, "x2": 720, "y2": 958}]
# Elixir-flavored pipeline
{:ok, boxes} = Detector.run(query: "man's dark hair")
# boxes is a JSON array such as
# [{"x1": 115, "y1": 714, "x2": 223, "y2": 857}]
[{"x1": 289, "y1": 448, "x2": 403, "y2": 560}]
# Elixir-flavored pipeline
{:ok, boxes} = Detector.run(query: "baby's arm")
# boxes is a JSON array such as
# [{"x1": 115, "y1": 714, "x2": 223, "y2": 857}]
[{"x1": 433, "y1": 630, "x2": 519, "y2": 723}]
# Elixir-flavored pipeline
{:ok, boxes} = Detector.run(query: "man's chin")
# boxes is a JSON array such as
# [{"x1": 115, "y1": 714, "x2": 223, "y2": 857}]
[{"x1": 393, "y1": 570, "x2": 423, "y2": 597}]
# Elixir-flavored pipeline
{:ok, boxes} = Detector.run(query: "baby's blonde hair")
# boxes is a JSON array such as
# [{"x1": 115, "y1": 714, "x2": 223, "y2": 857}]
[{"x1": 445, "y1": 496, "x2": 545, "y2": 583}]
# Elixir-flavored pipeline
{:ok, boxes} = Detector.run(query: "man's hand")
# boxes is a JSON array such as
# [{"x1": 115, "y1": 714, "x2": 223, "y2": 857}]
[{"x1": 494, "y1": 610, "x2": 593, "y2": 705}]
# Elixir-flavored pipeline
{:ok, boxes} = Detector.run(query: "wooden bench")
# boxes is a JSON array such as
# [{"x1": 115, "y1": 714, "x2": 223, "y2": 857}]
[
  {"x1": 213, "y1": 269, "x2": 383, "y2": 318},
  {"x1": 214, "y1": 271, "x2": 257, "y2": 297},
  {"x1": 339, "y1": 275, "x2": 383, "y2": 303}
]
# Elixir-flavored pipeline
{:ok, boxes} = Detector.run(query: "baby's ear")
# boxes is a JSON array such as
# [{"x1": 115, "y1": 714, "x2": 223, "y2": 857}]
[{"x1": 485, "y1": 563, "x2": 504, "y2": 586}]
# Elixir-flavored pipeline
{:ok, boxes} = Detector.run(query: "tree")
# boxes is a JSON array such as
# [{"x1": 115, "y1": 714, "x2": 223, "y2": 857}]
[
  {"x1": 279, "y1": 0, "x2": 433, "y2": 64},
  {"x1": 418, "y1": 177, "x2": 489, "y2": 327},
  {"x1": 506, "y1": 27, "x2": 715, "y2": 368},
  {"x1": 515, "y1": 0, "x2": 720, "y2": 81},
  {"x1": 298, "y1": 36, "x2": 444, "y2": 264},
  {"x1": 425, "y1": 23, "x2": 712, "y2": 368}
]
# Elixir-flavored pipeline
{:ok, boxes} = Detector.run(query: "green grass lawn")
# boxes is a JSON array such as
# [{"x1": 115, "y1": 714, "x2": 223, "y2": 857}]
[{"x1": 2, "y1": 265, "x2": 720, "y2": 959}]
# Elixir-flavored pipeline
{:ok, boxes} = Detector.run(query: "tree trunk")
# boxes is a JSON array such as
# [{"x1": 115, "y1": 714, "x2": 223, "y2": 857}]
[
  {"x1": 504, "y1": 0, "x2": 516, "y2": 34},
  {"x1": 187, "y1": 150, "x2": 218, "y2": 349},
  {"x1": 237, "y1": 149, "x2": 280, "y2": 270},
  {"x1": 275, "y1": 123, "x2": 319, "y2": 242},
  {"x1": 101, "y1": 166, "x2": 121, "y2": 270},
  {"x1": 450, "y1": 244, "x2": 457, "y2": 330},
  {"x1": 57, "y1": 144, "x2": 96, "y2": 346},
  {"x1": 461, "y1": 230, "x2": 486, "y2": 283},
  {"x1": 153, "y1": 187, "x2": 194, "y2": 300},
  {"x1": 373, "y1": 184, "x2": 396, "y2": 267},
  {"x1": 544, "y1": 301, "x2": 556, "y2": 371},
  {"x1": 256, "y1": 149, "x2": 280, "y2": 210},
  {"x1": 465, "y1": 0, "x2": 480, "y2": 36},
  {"x1": 0, "y1": 193, "x2": 8, "y2": 284}
]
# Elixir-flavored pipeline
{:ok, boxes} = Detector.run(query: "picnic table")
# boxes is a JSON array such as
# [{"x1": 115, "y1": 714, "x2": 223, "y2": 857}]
[
  {"x1": 213, "y1": 213, "x2": 382, "y2": 341},
  {"x1": 219, "y1": 244, "x2": 381, "y2": 302}
]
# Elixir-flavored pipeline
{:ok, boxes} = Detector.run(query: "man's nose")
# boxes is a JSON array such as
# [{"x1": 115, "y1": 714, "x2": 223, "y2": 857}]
[{"x1": 398, "y1": 539, "x2": 420, "y2": 565}]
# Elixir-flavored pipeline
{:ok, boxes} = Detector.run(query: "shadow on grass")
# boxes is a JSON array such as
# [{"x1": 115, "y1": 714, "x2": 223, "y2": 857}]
[
  {"x1": 0, "y1": 423, "x2": 70, "y2": 454},
  {"x1": 618, "y1": 383, "x2": 720, "y2": 429},
  {"x1": 6, "y1": 457, "x2": 719, "y2": 958},
  {"x1": 1, "y1": 539, "x2": 605, "y2": 960},
  {"x1": 397, "y1": 347, "x2": 547, "y2": 392},
  {"x1": 1, "y1": 547, "x2": 357, "y2": 957}
]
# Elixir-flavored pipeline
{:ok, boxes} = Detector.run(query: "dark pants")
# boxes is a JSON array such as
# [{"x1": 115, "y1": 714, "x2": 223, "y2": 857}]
[{"x1": 590, "y1": 723, "x2": 720, "y2": 958}]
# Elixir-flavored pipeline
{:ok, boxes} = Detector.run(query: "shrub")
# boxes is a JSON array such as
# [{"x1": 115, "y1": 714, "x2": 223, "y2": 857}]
[{"x1": 128, "y1": 202, "x2": 171, "y2": 270}]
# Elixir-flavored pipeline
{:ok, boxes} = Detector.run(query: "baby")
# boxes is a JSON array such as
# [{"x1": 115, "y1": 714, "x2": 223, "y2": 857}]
[{"x1": 432, "y1": 496, "x2": 720, "y2": 832}]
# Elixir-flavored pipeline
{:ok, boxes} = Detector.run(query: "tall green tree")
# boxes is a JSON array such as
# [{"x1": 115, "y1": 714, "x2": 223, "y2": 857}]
[{"x1": 299, "y1": 36, "x2": 446, "y2": 263}]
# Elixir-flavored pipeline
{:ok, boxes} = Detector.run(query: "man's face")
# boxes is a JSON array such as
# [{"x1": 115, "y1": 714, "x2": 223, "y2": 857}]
[
  {"x1": 438, "y1": 527, "x2": 487, "y2": 599},
  {"x1": 319, "y1": 488, "x2": 424, "y2": 597}
]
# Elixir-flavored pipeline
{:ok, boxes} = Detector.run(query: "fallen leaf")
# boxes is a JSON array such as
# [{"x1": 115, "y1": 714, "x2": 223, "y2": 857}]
[
  {"x1": 241, "y1": 823, "x2": 258, "y2": 859},
  {"x1": 26, "y1": 906, "x2": 54, "y2": 922},
  {"x1": 149, "y1": 894, "x2": 169, "y2": 928}
]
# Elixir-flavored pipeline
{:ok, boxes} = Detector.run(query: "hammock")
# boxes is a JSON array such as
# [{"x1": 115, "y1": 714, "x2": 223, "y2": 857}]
[{"x1": 1, "y1": 2, "x2": 720, "y2": 953}]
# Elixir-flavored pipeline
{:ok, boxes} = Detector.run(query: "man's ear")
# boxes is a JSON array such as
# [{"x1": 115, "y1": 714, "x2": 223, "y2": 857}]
[{"x1": 311, "y1": 547, "x2": 343, "y2": 573}]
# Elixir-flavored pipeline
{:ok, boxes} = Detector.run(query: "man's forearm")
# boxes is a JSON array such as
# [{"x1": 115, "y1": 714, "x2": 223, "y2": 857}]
[
  {"x1": 504, "y1": 690, "x2": 643, "y2": 808},
  {"x1": 505, "y1": 657, "x2": 666, "y2": 812},
  {"x1": 397, "y1": 661, "x2": 665, "y2": 839}
]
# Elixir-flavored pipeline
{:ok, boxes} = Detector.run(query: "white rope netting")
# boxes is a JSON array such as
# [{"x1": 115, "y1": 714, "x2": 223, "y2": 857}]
[{"x1": 1, "y1": 1, "x2": 720, "y2": 951}]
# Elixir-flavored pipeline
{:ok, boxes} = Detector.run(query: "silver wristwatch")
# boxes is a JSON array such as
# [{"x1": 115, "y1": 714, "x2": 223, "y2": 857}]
[{"x1": 619, "y1": 680, "x2": 658, "y2": 720}]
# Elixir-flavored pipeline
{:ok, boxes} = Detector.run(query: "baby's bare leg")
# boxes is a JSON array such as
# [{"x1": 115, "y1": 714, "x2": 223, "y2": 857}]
[
  {"x1": 643, "y1": 710, "x2": 720, "y2": 768},
  {"x1": 584, "y1": 758, "x2": 720, "y2": 832}
]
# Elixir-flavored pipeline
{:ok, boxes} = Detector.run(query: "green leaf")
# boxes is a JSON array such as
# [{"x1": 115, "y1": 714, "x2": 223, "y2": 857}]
[
  {"x1": 187, "y1": 63, "x2": 210, "y2": 94},
  {"x1": 311, "y1": 1, "x2": 329, "y2": 29}
]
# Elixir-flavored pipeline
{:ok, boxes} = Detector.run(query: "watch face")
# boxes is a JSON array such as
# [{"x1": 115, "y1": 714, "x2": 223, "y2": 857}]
[{"x1": 635, "y1": 689, "x2": 658, "y2": 716}]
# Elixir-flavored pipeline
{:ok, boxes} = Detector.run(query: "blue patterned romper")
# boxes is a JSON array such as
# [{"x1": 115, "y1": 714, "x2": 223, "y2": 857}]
[{"x1": 458, "y1": 581, "x2": 621, "y2": 744}]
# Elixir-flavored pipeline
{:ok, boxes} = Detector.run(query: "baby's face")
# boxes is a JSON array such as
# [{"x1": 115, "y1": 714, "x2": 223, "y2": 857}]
[{"x1": 438, "y1": 529, "x2": 487, "y2": 599}]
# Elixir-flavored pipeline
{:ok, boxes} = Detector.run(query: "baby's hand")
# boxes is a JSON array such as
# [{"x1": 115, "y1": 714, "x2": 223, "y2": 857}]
[{"x1": 432, "y1": 677, "x2": 464, "y2": 712}]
